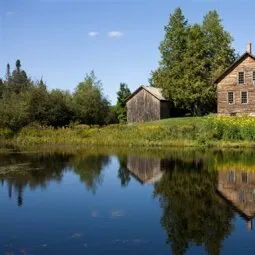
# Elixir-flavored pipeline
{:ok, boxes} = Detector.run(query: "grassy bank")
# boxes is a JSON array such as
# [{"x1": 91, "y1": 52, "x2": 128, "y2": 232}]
[{"x1": 2, "y1": 115, "x2": 255, "y2": 148}]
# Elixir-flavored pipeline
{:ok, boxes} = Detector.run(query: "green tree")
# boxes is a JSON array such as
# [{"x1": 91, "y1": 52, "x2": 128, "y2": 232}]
[
  {"x1": 6, "y1": 63, "x2": 11, "y2": 83},
  {"x1": 72, "y1": 71, "x2": 110, "y2": 125},
  {"x1": 105, "y1": 105, "x2": 119, "y2": 125},
  {"x1": 150, "y1": 8, "x2": 236, "y2": 115},
  {"x1": 0, "y1": 79, "x2": 4, "y2": 99},
  {"x1": 202, "y1": 10, "x2": 236, "y2": 86},
  {"x1": 47, "y1": 89, "x2": 73, "y2": 127},
  {"x1": 10, "y1": 60, "x2": 30, "y2": 93},
  {"x1": 180, "y1": 24, "x2": 214, "y2": 115},
  {"x1": 150, "y1": 8, "x2": 188, "y2": 103},
  {"x1": 116, "y1": 83, "x2": 131, "y2": 123},
  {"x1": 0, "y1": 91, "x2": 30, "y2": 131}
]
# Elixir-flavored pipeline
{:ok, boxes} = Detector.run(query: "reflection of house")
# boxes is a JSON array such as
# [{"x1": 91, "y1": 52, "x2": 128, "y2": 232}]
[
  {"x1": 127, "y1": 156, "x2": 164, "y2": 184},
  {"x1": 217, "y1": 170, "x2": 255, "y2": 230}
]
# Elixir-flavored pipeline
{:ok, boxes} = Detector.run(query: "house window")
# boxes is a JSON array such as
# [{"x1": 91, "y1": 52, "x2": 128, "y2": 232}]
[
  {"x1": 242, "y1": 172, "x2": 248, "y2": 184},
  {"x1": 241, "y1": 91, "x2": 248, "y2": 104},
  {"x1": 227, "y1": 170, "x2": 235, "y2": 184},
  {"x1": 228, "y1": 92, "x2": 234, "y2": 104},
  {"x1": 253, "y1": 72, "x2": 255, "y2": 84},
  {"x1": 238, "y1": 72, "x2": 245, "y2": 84}
]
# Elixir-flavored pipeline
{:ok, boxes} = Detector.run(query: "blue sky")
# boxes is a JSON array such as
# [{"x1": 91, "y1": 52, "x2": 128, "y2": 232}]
[{"x1": 1, "y1": 0, "x2": 255, "y2": 104}]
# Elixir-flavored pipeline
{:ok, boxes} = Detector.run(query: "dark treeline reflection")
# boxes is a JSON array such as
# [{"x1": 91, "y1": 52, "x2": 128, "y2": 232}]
[
  {"x1": 2, "y1": 148, "x2": 255, "y2": 254},
  {"x1": 0, "y1": 152, "x2": 111, "y2": 204},
  {"x1": 154, "y1": 159, "x2": 234, "y2": 255}
]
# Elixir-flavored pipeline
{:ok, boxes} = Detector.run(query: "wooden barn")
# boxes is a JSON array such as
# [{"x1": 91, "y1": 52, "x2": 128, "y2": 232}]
[
  {"x1": 216, "y1": 43, "x2": 255, "y2": 115},
  {"x1": 126, "y1": 86, "x2": 170, "y2": 123}
]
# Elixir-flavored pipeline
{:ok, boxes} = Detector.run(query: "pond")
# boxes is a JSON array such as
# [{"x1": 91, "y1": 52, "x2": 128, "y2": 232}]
[{"x1": 1, "y1": 147, "x2": 255, "y2": 255}]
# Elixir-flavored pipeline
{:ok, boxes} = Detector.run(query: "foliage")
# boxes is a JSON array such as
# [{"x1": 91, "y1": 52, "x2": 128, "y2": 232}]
[
  {"x1": 72, "y1": 71, "x2": 110, "y2": 125},
  {"x1": 116, "y1": 83, "x2": 131, "y2": 123},
  {"x1": 2, "y1": 116, "x2": 255, "y2": 148},
  {"x1": 0, "y1": 62, "x2": 113, "y2": 131},
  {"x1": 150, "y1": 8, "x2": 236, "y2": 116}
]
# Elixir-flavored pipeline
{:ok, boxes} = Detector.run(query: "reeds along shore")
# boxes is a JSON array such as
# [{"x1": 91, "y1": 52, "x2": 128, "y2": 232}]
[{"x1": 1, "y1": 116, "x2": 255, "y2": 148}]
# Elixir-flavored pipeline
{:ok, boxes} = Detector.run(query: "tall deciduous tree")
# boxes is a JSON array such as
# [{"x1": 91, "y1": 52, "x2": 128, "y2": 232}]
[
  {"x1": 72, "y1": 71, "x2": 110, "y2": 125},
  {"x1": 116, "y1": 83, "x2": 131, "y2": 123}
]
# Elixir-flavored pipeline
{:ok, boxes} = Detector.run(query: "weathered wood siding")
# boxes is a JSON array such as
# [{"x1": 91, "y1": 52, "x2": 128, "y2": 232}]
[
  {"x1": 127, "y1": 89, "x2": 161, "y2": 123},
  {"x1": 217, "y1": 55, "x2": 255, "y2": 115}
]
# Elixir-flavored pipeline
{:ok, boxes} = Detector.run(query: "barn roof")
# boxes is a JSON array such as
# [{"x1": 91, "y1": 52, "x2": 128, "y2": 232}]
[
  {"x1": 215, "y1": 52, "x2": 255, "y2": 84},
  {"x1": 126, "y1": 86, "x2": 168, "y2": 102}
]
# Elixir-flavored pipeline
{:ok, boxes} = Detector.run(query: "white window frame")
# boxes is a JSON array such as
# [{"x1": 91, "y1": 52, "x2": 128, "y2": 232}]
[
  {"x1": 227, "y1": 91, "x2": 235, "y2": 104},
  {"x1": 241, "y1": 91, "x2": 248, "y2": 104},
  {"x1": 238, "y1": 71, "x2": 245, "y2": 84}
]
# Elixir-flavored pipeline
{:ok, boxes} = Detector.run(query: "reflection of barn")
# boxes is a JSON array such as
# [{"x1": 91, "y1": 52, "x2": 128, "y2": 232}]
[
  {"x1": 127, "y1": 155, "x2": 164, "y2": 184},
  {"x1": 217, "y1": 169, "x2": 255, "y2": 230}
]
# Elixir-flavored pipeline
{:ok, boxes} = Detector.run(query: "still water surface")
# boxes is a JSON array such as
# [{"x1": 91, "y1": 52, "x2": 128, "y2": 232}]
[{"x1": 1, "y1": 148, "x2": 255, "y2": 255}]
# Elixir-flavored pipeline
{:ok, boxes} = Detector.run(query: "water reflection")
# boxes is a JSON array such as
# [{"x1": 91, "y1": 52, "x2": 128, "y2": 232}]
[
  {"x1": 154, "y1": 159, "x2": 234, "y2": 255},
  {"x1": 218, "y1": 169, "x2": 255, "y2": 231},
  {"x1": 0, "y1": 153, "x2": 69, "y2": 206},
  {"x1": 127, "y1": 155, "x2": 164, "y2": 184},
  {"x1": 1, "y1": 149, "x2": 255, "y2": 254}
]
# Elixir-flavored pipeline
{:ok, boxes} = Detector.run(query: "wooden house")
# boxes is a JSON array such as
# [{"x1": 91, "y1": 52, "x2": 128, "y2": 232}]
[
  {"x1": 216, "y1": 43, "x2": 255, "y2": 115},
  {"x1": 126, "y1": 86, "x2": 170, "y2": 123}
]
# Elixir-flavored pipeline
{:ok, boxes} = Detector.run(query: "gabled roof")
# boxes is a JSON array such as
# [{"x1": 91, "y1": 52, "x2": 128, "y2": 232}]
[
  {"x1": 215, "y1": 52, "x2": 255, "y2": 84},
  {"x1": 126, "y1": 86, "x2": 169, "y2": 102}
]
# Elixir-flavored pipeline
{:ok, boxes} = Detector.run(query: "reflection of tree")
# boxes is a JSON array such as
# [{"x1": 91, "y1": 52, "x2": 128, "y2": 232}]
[
  {"x1": 118, "y1": 156, "x2": 130, "y2": 187},
  {"x1": 154, "y1": 160, "x2": 234, "y2": 255},
  {"x1": 70, "y1": 155, "x2": 110, "y2": 193},
  {"x1": 0, "y1": 154, "x2": 70, "y2": 207}
]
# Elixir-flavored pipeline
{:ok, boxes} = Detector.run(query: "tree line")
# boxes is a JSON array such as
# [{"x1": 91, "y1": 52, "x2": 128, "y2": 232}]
[
  {"x1": 0, "y1": 8, "x2": 238, "y2": 130},
  {"x1": 150, "y1": 8, "x2": 237, "y2": 116},
  {"x1": 0, "y1": 60, "x2": 131, "y2": 131}
]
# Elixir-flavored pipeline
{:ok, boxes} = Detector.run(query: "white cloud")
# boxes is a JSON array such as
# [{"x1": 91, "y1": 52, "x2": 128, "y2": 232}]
[
  {"x1": 6, "y1": 11, "x2": 13, "y2": 15},
  {"x1": 88, "y1": 31, "x2": 99, "y2": 37},
  {"x1": 108, "y1": 31, "x2": 124, "y2": 38}
]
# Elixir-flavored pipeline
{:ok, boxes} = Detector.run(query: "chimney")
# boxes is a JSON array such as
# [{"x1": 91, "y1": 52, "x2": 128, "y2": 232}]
[{"x1": 246, "y1": 42, "x2": 252, "y2": 54}]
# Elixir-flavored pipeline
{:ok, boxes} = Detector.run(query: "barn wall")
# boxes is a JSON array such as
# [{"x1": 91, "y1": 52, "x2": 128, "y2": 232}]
[
  {"x1": 160, "y1": 101, "x2": 171, "y2": 119},
  {"x1": 127, "y1": 89, "x2": 161, "y2": 123},
  {"x1": 217, "y1": 55, "x2": 255, "y2": 115}
]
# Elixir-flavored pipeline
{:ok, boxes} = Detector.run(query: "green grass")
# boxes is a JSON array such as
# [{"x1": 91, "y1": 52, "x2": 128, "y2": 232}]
[{"x1": 2, "y1": 115, "x2": 255, "y2": 148}]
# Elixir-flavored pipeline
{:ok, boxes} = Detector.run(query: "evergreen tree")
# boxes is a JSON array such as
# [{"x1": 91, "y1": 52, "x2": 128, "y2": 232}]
[
  {"x1": 202, "y1": 10, "x2": 236, "y2": 85},
  {"x1": 151, "y1": 8, "x2": 188, "y2": 99},
  {"x1": 150, "y1": 8, "x2": 236, "y2": 115},
  {"x1": 10, "y1": 60, "x2": 29, "y2": 94},
  {"x1": 0, "y1": 79, "x2": 4, "y2": 99},
  {"x1": 180, "y1": 24, "x2": 214, "y2": 115},
  {"x1": 116, "y1": 83, "x2": 131, "y2": 123},
  {"x1": 6, "y1": 64, "x2": 11, "y2": 83}
]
